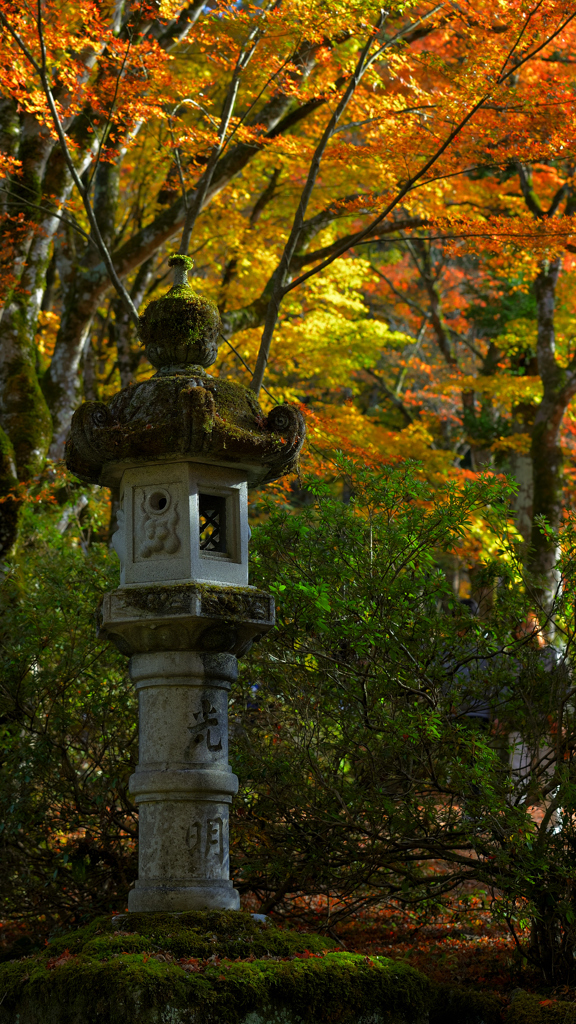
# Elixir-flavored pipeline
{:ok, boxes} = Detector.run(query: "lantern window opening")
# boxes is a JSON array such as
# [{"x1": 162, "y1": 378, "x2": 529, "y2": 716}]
[
  {"x1": 146, "y1": 488, "x2": 171, "y2": 514},
  {"x1": 199, "y1": 493, "x2": 228, "y2": 555}
]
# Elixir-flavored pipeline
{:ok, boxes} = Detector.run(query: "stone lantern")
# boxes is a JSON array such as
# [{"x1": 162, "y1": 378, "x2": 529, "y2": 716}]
[{"x1": 65, "y1": 255, "x2": 305, "y2": 914}]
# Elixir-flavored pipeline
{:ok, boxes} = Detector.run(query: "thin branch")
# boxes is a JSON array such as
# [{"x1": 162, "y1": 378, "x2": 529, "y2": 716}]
[
  {"x1": 5, "y1": 2, "x2": 141, "y2": 326},
  {"x1": 393, "y1": 321, "x2": 426, "y2": 395},
  {"x1": 221, "y1": 335, "x2": 278, "y2": 405},
  {"x1": 249, "y1": 10, "x2": 389, "y2": 396},
  {"x1": 167, "y1": 105, "x2": 190, "y2": 213},
  {"x1": 365, "y1": 367, "x2": 416, "y2": 426},
  {"x1": 178, "y1": 14, "x2": 266, "y2": 253},
  {"x1": 86, "y1": 34, "x2": 133, "y2": 192},
  {"x1": 371, "y1": 265, "x2": 430, "y2": 320},
  {"x1": 547, "y1": 182, "x2": 570, "y2": 218},
  {"x1": 0, "y1": 186, "x2": 93, "y2": 244},
  {"x1": 374, "y1": 3, "x2": 445, "y2": 58},
  {"x1": 498, "y1": 0, "x2": 545, "y2": 79},
  {"x1": 293, "y1": 217, "x2": 427, "y2": 268}
]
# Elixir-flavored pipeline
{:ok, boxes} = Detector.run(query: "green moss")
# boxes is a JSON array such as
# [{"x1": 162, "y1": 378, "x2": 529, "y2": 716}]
[
  {"x1": 0, "y1": 425, "x2": 20, "y2": 557},
  {"x1": 66, "y1": 358, "x2": 302, "y2": 489},
  {"x1": 139, "y1": 286, "x2": 221, "y2": 370},
  {"x1": 0, "y1": 425, "x2": 17, "y2": 487},
  {"x1": 1, "y1": 355, "x2": 52, "y2": 477},
  {"x1": 207, "y1": 377, "x2": 264, "y2": 427},
  {"x1": 504, "y1": 989, "x2": 576, "y2": 1023},
  {"x1": 0, "y1": 912, "x2": 431, "y2": 1024},
  {"x1": 111, "y1": 583, "x2": 267, "y2": 619},
  {"x1": 46, "y1": 911, "x2": 333, "y2": 960},
  {"x1": 139, "y1": 292, "x2": 219, "y2": 347},
  {"x1": 169, "y1": 254, "x2": 195, "y2": 273}
]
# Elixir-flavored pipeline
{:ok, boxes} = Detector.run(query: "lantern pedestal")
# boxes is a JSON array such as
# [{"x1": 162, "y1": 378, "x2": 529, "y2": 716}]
[{"x1": 97, "y1": 585, "x2": 274, "y2": 914}]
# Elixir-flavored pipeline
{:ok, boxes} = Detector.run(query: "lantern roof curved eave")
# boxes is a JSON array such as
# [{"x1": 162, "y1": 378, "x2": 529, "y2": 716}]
[{"x1": 94, "y1": 453, "x2": 297, "y2": 490}]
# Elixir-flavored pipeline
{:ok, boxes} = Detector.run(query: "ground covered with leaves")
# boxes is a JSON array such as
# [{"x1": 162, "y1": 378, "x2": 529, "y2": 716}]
[{"x1": 329, "y1": 898, "x2": 576, "y2": 1021}]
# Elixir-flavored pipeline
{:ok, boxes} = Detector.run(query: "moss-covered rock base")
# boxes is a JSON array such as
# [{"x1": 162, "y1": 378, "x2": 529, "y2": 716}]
[
  {"x1": 0, "y1": 912, "x2": 432, "y2": 1024},
  {"x1": 505, "y1": 989, "x2": 576, "y2": 1023}
]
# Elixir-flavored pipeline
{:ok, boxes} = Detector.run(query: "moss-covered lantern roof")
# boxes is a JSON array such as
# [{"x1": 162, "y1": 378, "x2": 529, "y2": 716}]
[{"x1": 65, "y1": 257, "x2": 305, "y2": 488}]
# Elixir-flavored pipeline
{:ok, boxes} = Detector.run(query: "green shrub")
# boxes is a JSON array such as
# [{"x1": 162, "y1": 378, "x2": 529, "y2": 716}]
[
  {"x1": 232, "y1": 459, "x2": 576, "y2": 987},
  {"x1": 0, "y1": 490, "x2": 137, "y2": 927}
]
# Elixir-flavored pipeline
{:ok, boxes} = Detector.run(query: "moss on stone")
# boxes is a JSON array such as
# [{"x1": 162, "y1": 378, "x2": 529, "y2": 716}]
[
  {"x1": 504, "y1": 989, "x2": 576, "y2": 1023},
  {"x1": 206, "y1": 377, "x2": 263, "y2": 425},
  {"x1": 169, "y1": 254, "x2": 195, "y2": 273},
  {"x1": 138, "y1": 255, "x2": 220, "y2": 371},
  {"x1": 112, "y1": 583, "x2": 268, "y2": 618},
  {"x1": 66, "y1": 368, "x2": 303, "y2": 490},
  {"x1": 0, "y1": 912, "x2": 431, "y2": 1024},
  {"x1": 46, "y1": 911, "x2": 332, "y2": 960},
  {"x1": 139, "y1": 288, "x2": 221, "y2": 370}
]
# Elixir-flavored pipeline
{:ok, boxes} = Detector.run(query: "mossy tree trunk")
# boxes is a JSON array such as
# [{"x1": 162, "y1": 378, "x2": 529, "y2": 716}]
[
  {"x1": 44, "y1": 156, "x2": 122, "y2": 457},
  {"x1": 509, "y1": 400, "x2": 536, "y2": 551},
  {"x1": 510, "y1": 170, "x2": 576, "y2": 605},
  {"x1": 0, "y1": 101, "x2": 98, "y2": 553},
  {"x1": 0, "y1": 113, "x2": 61, "y2": 555},
  {"x1": 0, "y1": 117, "x2": 55, "y2": 468},
  {"x1": 528, "y1": 257, "x2": 576, "y2": 611},
  {"x1": 0, "y1": 424, "x2": 18, "y2": 565}
]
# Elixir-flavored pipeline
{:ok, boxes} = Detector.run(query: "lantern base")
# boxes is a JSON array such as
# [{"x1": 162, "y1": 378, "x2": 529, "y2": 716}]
[{"x1": 128, "y1": 878, "x2": 240, "y2": 913}]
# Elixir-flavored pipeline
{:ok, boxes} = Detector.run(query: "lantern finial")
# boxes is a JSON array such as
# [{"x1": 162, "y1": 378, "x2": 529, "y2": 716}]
[
  {"x1": 168, "y1": 252, "x2": 194, "y2": 288},
  {"x1": 138, "y1": 253, "x2": 221, "y2": 371}
]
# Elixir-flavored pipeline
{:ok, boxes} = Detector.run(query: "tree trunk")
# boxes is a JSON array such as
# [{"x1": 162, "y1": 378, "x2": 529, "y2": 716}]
[
  {"x1": 44, "y1": 157, "x2": 123, "y2": 457},
  {"x1": 43, "y1": 264, "x2": 103, "y2": 458},
  {"x1": 528, "y1": 259, "x2": 569, "y2": 611},
  {"x1": 509, "y1": 401, "x2": 536, "y2": 551},
  {"x1": 0, "y1": 115, "x2": 58, "y2": 479},
  {"x1": 0, "y1": 425, "x2": 19, "y2": 562}
]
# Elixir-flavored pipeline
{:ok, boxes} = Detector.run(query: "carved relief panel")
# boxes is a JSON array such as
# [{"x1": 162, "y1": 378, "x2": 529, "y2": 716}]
[
  {"x1": 116, "y1": 460, "x2": 250, "y2": 588},
  {"x1": 134, "y1": 486, "x2": 181, "y2": 561},
  {"x1": 120, "y1": 463, "x2": 191, "y2": 585}
]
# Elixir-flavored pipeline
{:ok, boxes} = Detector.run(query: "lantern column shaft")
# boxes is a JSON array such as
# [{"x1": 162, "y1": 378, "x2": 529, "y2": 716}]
[{"x1": 128, "y1": 651, "x2": 240, "y2": 912}]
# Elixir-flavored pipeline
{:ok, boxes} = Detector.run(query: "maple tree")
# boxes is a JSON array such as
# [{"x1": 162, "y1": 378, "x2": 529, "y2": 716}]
[
  {"x1": 1, "y1": 0, "x2": 576, "y2": 575},
  {"x1": 361, "y1": 160, "x2": 576, "y2": 610}
]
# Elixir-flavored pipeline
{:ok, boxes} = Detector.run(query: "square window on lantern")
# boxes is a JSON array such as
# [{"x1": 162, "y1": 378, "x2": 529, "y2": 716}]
[{"x1": 199, "y1": 493, "x2": 227, "y2": 555}]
